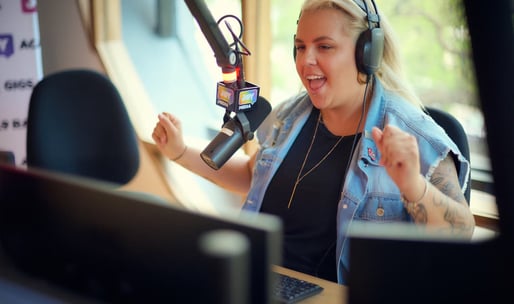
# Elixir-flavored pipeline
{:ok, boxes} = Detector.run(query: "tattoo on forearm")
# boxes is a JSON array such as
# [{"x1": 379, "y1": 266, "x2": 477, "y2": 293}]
[
  {"x1": 445, "y1": 206, "x2": 472, "y2": 234},
  {"x1": 408, "y1": 155, "x2": 474, "y2": 235},
  {"x1": 411, "y1": 204, "x2": 428, "y2": 223},
  {"x1": 431, "y1": 156, "x2": 467, "y2": 204}
]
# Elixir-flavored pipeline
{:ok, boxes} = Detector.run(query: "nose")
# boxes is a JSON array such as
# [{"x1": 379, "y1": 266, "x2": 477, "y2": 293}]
[
  {"x1": 297, "y1": 47, "x2": 317, "y2": 66},
  {"x1": 304, "y1": 47, "x2": 317, "y2": 65}
]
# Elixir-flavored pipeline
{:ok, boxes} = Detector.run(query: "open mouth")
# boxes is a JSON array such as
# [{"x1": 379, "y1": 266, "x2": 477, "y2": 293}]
[{"x1": 306, "y1": 75, "x2": 326, "y2": 91}]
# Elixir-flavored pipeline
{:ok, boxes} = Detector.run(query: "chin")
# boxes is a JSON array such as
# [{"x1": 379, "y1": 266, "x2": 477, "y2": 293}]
[{"x1": 308, "y1": 95, "x2": 326, "y2": 109}]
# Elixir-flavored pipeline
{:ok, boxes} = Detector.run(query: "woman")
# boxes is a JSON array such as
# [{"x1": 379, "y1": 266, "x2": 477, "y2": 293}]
[{"x1": 152, "y1": 0, "x2": 475, "y2": 284}]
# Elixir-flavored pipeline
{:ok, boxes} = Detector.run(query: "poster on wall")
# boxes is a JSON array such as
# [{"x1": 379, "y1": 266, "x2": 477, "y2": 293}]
[{"x1": 0, "y1": 0, "x2": 42, "y2": 166}]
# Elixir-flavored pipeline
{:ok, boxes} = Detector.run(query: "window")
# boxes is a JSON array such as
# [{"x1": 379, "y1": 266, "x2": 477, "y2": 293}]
[{"x1": 101, "y1": 0, "x2": 496, "y2": 224}]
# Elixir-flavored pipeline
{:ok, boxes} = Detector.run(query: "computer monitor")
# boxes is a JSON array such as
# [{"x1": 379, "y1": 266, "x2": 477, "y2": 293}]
[
  {"x1": 347, "y1": 222, "x2": 511, "y2": 304},
  {"x1": 0, "y1": 165, "x2": 283, "y2": 304},
  {"x1": 347, "y1": 1, "x2": 514, "y2": 303}
]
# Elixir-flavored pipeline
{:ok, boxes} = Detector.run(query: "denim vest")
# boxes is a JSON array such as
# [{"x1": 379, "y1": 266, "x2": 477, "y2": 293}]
[{"x1": 242, "y1": 79, "x2": 470, "y2": 285}]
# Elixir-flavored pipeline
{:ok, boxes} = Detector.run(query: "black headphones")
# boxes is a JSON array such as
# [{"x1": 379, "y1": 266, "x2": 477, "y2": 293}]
[{"x1": 293, "y1": 0, "x2": 384, "y2": 76}]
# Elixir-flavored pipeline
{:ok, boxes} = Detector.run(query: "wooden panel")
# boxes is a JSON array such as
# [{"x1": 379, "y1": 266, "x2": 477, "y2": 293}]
[
  {"x1": 241, "y1": 0, "x2": 271, "y2": 155},
  {"x1": 91, "y1": 0, "x2": 122, "y2": 44},
  {"x1": 241, "y1": 0, "x2": 271, "y2": 100}
]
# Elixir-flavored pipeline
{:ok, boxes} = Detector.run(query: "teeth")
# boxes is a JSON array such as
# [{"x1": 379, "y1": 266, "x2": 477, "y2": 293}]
[{"x1": 306, "y1": 75, "x2": 324, "y2": 80}]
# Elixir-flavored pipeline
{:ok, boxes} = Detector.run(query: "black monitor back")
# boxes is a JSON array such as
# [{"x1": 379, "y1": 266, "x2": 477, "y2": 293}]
[
  {"x1": 348, "y1": 1, "x2": 514, "y2": 303},
  {"x1": 347, "y1": 223, "x2": 513, "y2": 304},
  {"x1": 0, "y1": 165, "x2": 282, "y2": 304}
]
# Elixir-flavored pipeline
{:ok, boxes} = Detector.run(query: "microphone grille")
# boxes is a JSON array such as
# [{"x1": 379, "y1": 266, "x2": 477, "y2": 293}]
[{"x1": 246, "y1": 96, "x2": 272, "y2": 132}]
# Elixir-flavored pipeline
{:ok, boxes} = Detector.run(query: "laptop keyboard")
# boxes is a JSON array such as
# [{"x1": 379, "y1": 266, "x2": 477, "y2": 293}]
[{"x1": 273, "y1": 272, "x2": 324, "y2": 304}]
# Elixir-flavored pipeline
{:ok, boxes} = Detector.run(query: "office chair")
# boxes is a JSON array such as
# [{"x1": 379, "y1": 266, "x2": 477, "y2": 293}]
[
  {"x1": 425, "y1": 106, "x2": 471, "y2": 203},
  {"x1": 26, "y1": 69, "x2": 140, "y2": 186}
]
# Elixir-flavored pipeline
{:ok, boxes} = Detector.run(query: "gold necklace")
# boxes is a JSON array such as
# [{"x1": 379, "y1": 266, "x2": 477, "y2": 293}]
[{"x1": 287, "y1": 112, "x2": 344, "y2": 209}]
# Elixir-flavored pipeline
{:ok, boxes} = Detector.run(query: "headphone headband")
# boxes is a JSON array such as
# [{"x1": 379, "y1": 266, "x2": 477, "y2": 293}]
[{"x1": 293, "y1": 0, "x2": 384, "y2": 77}]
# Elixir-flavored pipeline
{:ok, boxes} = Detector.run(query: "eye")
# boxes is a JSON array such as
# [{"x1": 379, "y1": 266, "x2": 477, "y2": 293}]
[
  {"x1": 295, "y1": 45, "x2": 305, "y2": 52},
  {"x1": 319, "y1": 45, "x2": 333, "y2": 51}
]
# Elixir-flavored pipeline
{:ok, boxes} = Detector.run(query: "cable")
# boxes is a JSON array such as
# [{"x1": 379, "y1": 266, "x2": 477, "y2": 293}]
[{"x1": 341, "y1": 75, "x2": 372, "y2": 185}]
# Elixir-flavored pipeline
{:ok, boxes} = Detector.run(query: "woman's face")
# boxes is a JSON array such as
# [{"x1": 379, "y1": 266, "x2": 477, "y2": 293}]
[{"x1": 295, "y1": 8, "x2": 362, "y2": 110}]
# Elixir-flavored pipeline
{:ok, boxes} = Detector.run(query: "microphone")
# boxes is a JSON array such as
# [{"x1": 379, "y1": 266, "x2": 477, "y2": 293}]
[
  {"x1": 184, "y1": 0, "x2": 268, "y2": 169},
  {"x1": 184, "y1": 0, "x2": 260, "y2": 113},
  {"x1": 201, "y1": 96, "x2": 272, "y2": 170},
  {"x1": 184, "y1": 0, "x2": 237, "y2": 70}
]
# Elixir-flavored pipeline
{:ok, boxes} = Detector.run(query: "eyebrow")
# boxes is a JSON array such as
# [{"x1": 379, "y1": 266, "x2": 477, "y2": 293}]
[{"x1": 294, "y1": 36, "x2": 336, "y2": 44}]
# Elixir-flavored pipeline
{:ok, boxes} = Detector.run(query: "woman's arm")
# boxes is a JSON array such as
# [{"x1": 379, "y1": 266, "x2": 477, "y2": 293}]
[
  {"x1": 371, "y1": 125, "x2": 475, "y2": 238},
  {"x1": 172, "y1": 144, "x2": 254, "y2": 195},
  {"x1": 403, "y1": 155, "x2": 475, "y2": 238},
  {"x1": 152, "y1": 112, "x2": 255, "y2": 196}
]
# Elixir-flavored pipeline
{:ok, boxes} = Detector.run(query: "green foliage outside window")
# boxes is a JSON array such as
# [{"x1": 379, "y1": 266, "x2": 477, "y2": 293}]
[{"x1": 270, "y1": 0, "x2": 482, "y2": 137}]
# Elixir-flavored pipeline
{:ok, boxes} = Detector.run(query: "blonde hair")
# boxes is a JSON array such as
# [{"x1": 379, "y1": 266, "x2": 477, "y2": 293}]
[{"x1": 300, "y1": 0, "x2": 423, "y2": 108}]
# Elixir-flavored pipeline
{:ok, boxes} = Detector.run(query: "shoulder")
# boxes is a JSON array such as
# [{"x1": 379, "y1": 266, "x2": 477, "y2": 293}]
[
  {"x1": 374, "y1": 85, "x2": 457, "y2": 156},
  {"x1": 257, "y1": 91, "x2": 310, "y2": 135},
  {"x1": 376, "y1": 86, "x2": 442, "y2": 141},
  {"x1": 386, "y1": 104, "x2": 449, "y2": 148},
  {"x1": 274, "y1": 91, "x2": 310, "y2": 119}
]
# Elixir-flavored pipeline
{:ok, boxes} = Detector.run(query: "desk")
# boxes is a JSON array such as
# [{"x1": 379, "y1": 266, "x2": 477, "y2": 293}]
[{"x1": 273, "y1": 266, "x2": 347, "y2": 304}]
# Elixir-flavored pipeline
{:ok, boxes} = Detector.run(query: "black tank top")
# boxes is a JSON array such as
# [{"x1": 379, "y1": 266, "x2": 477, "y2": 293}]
[{"x1": 261, "y1": 108, "x2": 359, "y2": 282}]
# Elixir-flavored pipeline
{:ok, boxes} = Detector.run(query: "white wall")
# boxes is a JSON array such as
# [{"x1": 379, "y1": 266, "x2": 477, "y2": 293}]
[{"x1": 0, "y1": 0, "x2": 42, "y2": 166}]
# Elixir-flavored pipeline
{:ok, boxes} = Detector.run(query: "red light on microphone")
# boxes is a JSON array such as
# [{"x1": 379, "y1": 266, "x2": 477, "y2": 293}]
[{"x1": 222, "y1": 69, "x2": 237, "y2": 85}]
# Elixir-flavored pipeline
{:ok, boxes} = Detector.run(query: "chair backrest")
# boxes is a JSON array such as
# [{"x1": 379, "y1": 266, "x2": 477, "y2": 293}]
[
  {"x1": 425, "y1": 106, "x2": 471, "y2": 203},
  {"x1": 26, "y1": 69, "x2": 140, "y2": 186}
]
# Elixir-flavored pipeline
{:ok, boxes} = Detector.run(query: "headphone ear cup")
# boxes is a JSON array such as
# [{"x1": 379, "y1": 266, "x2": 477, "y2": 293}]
[
  {"x1": 355, "y1": 29, "x2": 370, "y2": 75},
  {"x1": 355, "y1": 27, "x2": 384, "y2": 75},
  {"x1": 292, "y1": 34, "x2": 297, "y2": 62}
]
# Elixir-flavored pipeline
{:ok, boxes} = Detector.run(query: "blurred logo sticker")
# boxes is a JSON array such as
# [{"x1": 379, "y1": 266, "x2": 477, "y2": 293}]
[
  {"x1": 0, "y1": 34, "x2": 14, "y2": 58},
  {"x1": 22, "y1": 0, "x2": 37, "y2": 13}
]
